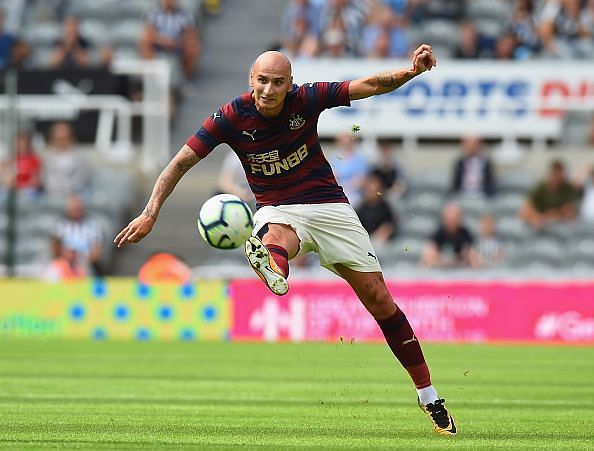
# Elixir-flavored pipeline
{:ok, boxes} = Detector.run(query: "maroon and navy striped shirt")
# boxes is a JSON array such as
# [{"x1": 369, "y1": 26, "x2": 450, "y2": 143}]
[{"x1": 186, "y1": 81, "x2": 351, "y2": 207}]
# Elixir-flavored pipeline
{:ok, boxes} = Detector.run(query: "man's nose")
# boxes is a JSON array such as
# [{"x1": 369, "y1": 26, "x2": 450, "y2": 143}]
[{"x1": 262, "y1": 83, "x2": 272, "y2": 94}]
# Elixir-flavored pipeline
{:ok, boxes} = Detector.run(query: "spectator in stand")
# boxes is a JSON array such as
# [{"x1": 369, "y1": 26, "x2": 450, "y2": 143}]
[
  {"x1": 216, "y1": 152, "x2": 255, "y2": 204},
  {"x1": 476, "y1": 214, "x2": 506, "y2": 267},
  {"x1": 507, "y1": 0, "x2": 541, "y2": 59},
  {"x1": 451, "y1": 136, "x2": 496, "y2": 198},
  {"x1": 318, "y1": 0, "x2": 370, "y2": 56},
  {"x1": 320, "y1": 16, "x2": 351, "y2": 57},
  {"x1": 539, "y1": 0, "x2": 593, "y2": 58},
  {"x1": 49, "y1": 16, "x2": 92, "y2": 69},
  {"x1": 139, "y1": 0, "x2": 200, "y2": 80},
  {"x1": 281, "y1": 0, "x2": 321, "y2": 57},
  {"x1": 332, "y1": 132, "x2": 368, "y2": 208},
  {"x1": 519, "y1": 159, "x2": 579, "y2": 229},
  {"x1": 53, "y1": 195, "x2": 104, "y2": 277},
  {"x1": 494, "y1": 32, "x2": 519, "y2": 60},
  {"x1": 362, "y1": 3, "x2": 411, "y2": 58},
  {"x1": 573, "y1": 164, "x2": 594, "y2": 222},
  {"x1": 369, "y1": 139, "x2": 407, "y2": 199},
  {"x1": 384, "y1": 0, "x2": 427, "y2": 24},
  {"x1": 41, "y1": 237, "x2": 88, "y2": 282},
  {"x1": 42, "y1": 121, "x2": 91, "y2": 199},
  {"x1": 0, "y1": 131, "x2": 43, "y2": 200},
  {"x1": 356, "y1": 171, "x2": 398, "y2": 244},
  {"x1": 454, "y1": 21, "x2": 492, "y2": 59},
  {"x1": 421, "y1": 202, "x2": 480, "y2": 268},
  {"x1": 0, "y1": 9, "x2": 15, "y2": 70}
]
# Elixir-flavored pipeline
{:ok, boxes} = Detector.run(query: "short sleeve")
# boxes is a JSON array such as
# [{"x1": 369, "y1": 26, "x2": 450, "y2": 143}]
[
  {"x1": 304, "y1": 81, "x2": 351, "y2": 113},
  {"x1": 185, "y1": 106, "x2": 230, "y2": 158}
]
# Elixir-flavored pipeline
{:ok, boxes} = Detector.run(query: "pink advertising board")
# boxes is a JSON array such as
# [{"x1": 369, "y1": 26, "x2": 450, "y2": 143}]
[{"x1": 230, "y1": 280, "x2": 594, "y2": 344}]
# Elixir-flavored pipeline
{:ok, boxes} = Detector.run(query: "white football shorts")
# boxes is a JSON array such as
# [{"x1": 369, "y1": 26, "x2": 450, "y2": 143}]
[{"x1": 252, "y1": 203, "x2": 382, "y2": 275}]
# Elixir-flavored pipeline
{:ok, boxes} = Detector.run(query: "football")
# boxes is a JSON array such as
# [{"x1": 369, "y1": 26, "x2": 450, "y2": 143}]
[{"x1": 197, "y1": 194, "x2": 254, "y2": 249}]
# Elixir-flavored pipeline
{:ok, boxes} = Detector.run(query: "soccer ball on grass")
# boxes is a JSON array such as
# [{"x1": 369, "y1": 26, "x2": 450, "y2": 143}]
[{"x1": 197, "y1": 194, "x2": 253, "y2": 249}]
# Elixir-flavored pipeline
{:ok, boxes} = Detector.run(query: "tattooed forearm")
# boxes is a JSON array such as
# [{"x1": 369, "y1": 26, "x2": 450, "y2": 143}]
[
  {"x1": 373, "y1": 70, "x2": 416, "y2": 92},
  {"x1": 143, "y1": 145, "x2": 200, "y2": 220}
]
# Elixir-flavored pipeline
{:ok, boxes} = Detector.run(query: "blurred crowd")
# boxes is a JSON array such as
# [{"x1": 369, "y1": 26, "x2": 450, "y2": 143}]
[
  {"x1": 0, "y1": 121, "x2": 106, "y2": 279},
  {"x1": 219, "y1": 133, "x2": 594, "y2": 270},
  {"x1": 280, "y1": 0, "x2": 594, "y2": 60},
  {"x1": 0, "y1": 0, "x2": 202, "y2": 94}
]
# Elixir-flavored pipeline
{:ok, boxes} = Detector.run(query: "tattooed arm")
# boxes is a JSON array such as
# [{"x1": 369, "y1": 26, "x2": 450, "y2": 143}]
[
  {"x1": 349, "y1": 44, "x2": 437, "y2": 101},
  {"x1": 114, "y1": 144, "x2": 200, "y2": 247}
]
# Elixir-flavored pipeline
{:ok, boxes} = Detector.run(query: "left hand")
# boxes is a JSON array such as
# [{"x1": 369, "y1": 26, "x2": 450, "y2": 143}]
[{"x1": 412, "y1": 44, "x2": 437, "y2": 75}]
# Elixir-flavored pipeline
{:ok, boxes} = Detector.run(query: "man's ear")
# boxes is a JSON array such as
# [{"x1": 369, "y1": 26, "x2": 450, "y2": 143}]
[{"x1": 287, "y1": 76, "x2": 293, "y2": 91}]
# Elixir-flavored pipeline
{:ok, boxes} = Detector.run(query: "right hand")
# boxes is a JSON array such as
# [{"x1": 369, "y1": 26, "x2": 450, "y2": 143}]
[{"x1": 114, "y1": 213, "x2": 155, "y2": 248}]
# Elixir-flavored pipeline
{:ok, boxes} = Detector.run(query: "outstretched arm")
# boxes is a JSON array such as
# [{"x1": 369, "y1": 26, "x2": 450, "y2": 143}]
[
  {"x1": 349, "y1": 44, "x2": 436, "y2": 101},
  {"x1": 114, "y1": 144, "x2": 200, "y2": 247}
]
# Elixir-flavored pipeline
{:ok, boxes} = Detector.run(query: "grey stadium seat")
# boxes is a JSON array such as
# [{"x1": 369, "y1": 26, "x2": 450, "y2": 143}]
[
  {"x1": 417, "y1": 20, "x2": 460, "y2": 49},
  {"x1": 79, "y1": 20, "x2": 110, "y2": 46},
  {"x1": 111, "y1": 20, "x2": 146, "y2": 46},
  {"x1": 405, "y1": 191, "x2": 444, "y2": 218},
  {"x1": 496, "y1": 216, "x2": 531, "y2": 243},
  {"x1": 494, "y1": 192, "x2": 525, "y2": 217},
  {"x1": 24, "y1": 22, "x2": 62, "y2": 46},
  {"x1": 399, "y1": 214, "x2": 437, "y2": 240},
  {"x1": 467, "y1": 0, "x2": 511, "y2": 21}
]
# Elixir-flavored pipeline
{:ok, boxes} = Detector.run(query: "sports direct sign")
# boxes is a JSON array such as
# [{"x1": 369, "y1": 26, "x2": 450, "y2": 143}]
[
  {"x1": 292, "y1": 60, "x2": 594, "y2": 139},
  {"x1": 230, "y1": 280, "x2": 594, "y2": 344}
]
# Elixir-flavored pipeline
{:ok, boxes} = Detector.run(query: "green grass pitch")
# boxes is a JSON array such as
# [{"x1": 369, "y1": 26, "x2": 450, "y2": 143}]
[{"x1": 0, "y1": 340, "x2": 593, "y2": 449}]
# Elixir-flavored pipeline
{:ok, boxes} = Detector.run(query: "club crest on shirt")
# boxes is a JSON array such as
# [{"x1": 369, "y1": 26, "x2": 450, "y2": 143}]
[{"x1": 289, "y1": 113, "x2": 305, "y2": 131}]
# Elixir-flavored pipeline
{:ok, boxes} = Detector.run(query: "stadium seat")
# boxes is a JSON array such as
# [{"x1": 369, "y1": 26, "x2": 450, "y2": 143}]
[
  {"x1": 494, "y1": 192, "x2": 525, "y2": 217},
  {"x1": 499, "y1": 171, "x2": 539, "y2": 195},
  {"x1": 495, "y1": 216, "x2": 530, "y2": 243},
  {"x1": 472, "y1": 18, "x2": 504, "y2": 39},
  {"x1": 67, "y1": 0, "x2": 119, "y2": 21},
  {"x1": 399, "y1": 214, "x2": 437, "y2": 240},
  {"x1": 416, "y1": 20, "x2": 459, "y2": 50},
  {"x1": 24, "y1": 22, "x2": 62, "y2": 46},
  {"x1": 111, "y1": 20, "x2": 146, "y2": 47},
  {"x1": 405, "y1": 191, "x2": 444, "y2": 217},
  {"x1": 467, "y1": 0, "x2": 511, "y2": 21},
  {"x1": 452, "y1": 195, "x2": 490, "y2": 218},
  {"x1": 79, "y1": 20, "x2": 110, "y2": 46}
]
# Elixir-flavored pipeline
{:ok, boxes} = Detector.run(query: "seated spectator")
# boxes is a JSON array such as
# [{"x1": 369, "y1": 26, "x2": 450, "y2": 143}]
[
  {"x1": 41, "y1": 237, "x2": 88, "y2": 282},
  {"x1": 216, "y1": 152, "x2": 254, "y2": 204},
  {"x1": 362, "y1": 3, "x2": 411, "y2": 58},
  {"x1": 356, "y1": 171, "x2": 398, "y2": 244},
  {"x1": 281, "y1": 0, "x2": 321, "y2": 57},
  {"x1": 0, "y1": 9, "x2": 15, "y2": 70},
  {"x1": 332, "y1": 132, "x2": 368, "y2": 207},
  {"x1": 53, "y1": 196, "x2": 104, "y2": 277},
  {"x1": 573, "y1": 164, "x2": 594, "y2": 222},
  {"x1": 320, "y1": 16, "x2": 351, "y2": 57},
  {"x1": 507, "y1": 0, "x2": 541, "y2": 59},
  {"x1": 138, "y1": 252, "x2": 192, "y2": 284},
  {"x1": 476, "y1": 214, "x2": 506, "y2": 266},
  {"x1": 369, "y1": 139, "x2": 407, "y2": 198},
  {"x1": 50, "y1": 16, "x2": 92, "y2": 69},
  {"x1": 519, "y1": 159, "x2": 579, "y2": 229},
  {"x1": 139, "y1": 0, "x2": 201, "y2": 80},
  {"x1": 451, "y1": 136, "x2": 496, "y2": 198},
  {"x1": 454, "y1": 21, "x2": 493, "y2": 59},
  {"x1": 421, "y1": 202, "x2": 480, "y2": 268},
  {"x1": 318, "y1": 0, "x2": 370, "y2": 56},
  {"x1": 0, "y1": 131, "x2": 43, "y2": 199},
  {"x1": 494, "y1": 32, "x2": 518, "y2": 60},
  {"x1": 539, "y1": 0, "x2": 593, "y2": 58},
  {"x1": 42, "y1": 122, "x2": 91, "y2": 199}
]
